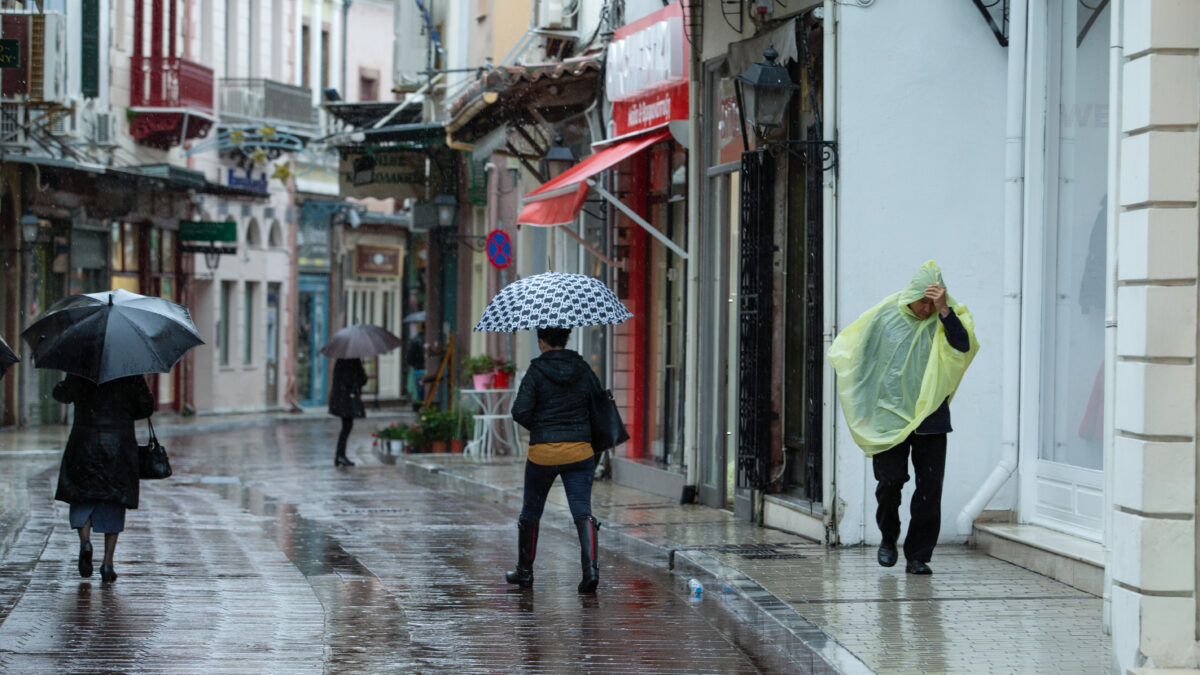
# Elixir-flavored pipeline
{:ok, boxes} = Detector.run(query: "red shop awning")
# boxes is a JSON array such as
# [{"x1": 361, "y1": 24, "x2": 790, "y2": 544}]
[{"x1": 516, "y1": 129, "x2": 671, "y2": 227}]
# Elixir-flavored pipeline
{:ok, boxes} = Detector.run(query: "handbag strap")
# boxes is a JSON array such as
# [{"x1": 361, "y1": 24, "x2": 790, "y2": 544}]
[{"x1": 146, "y1": 416, "x2": 157, "y2": 441}]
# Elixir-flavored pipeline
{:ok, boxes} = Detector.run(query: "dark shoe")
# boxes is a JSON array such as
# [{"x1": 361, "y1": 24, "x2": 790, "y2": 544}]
[
  {"x1": 877, "y1": 541, "x2": 898, "y2": 567},
  {"x1": 99, "y1": 563, "x2": 117, "y2": 583},
  {"x1": 78, "y1": 540, "x2": 93, "y2": 578},
  {"x1": 575, "y1": 515, "x2": 600, "y2": 593},
  {"x1": 335, "y1": 455, "x2": 355, "y2": 467},
  {"x1": 905, "y1": 560, "x2": 932, "y2": 575},
  {"x1": 505, "y1": 520, "x2": 538, "y2": 588}
]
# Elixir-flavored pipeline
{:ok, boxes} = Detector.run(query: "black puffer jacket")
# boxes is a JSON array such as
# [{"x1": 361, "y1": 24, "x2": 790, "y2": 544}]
[
  {"x1": 511, "y1": 349, "x2": 600, "y2": 445},
  {"x1": 328, "y1": 358, "x2": 368, "y2": 418},
  {"x1": 54, "y1": 375, "x2": 155, "y2": 509}
]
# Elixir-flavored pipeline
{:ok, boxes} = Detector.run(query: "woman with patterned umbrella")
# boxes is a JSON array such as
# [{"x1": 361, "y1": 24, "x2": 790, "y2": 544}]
[{"x1": 475, "y1": 273, "x2": 632, "y2": 594}]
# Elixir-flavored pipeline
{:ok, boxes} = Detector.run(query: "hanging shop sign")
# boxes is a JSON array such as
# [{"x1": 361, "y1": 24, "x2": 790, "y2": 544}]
[
  {"x1": 339, "y1": 150, "x2": 430, "y2": 201},
  {"x1": 354, "y1": 244, "x2": 403, "y2": 278},
  {"x1": 226, "y1": 168, "x2": 269, "y2": 193},
  {"x1": 0, "y1": 39, "x2": 20, "y2": 68},
  {"x1": 606, "y1": 2, "x2": 689, "y2": 138}
]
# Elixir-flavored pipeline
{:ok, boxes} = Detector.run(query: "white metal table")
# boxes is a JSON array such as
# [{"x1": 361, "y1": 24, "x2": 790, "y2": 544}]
[{"x1": 459, "y1": 388, "x2": 523, "y2": 457}]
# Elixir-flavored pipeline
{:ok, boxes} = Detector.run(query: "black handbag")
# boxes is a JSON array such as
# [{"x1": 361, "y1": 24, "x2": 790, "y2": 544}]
[
  {"x1": 590, "y1": 387, "x2": 630, "y2": 454},
  {"x1": 138, "y1": 418, "x2": 172, "y2": 480}
]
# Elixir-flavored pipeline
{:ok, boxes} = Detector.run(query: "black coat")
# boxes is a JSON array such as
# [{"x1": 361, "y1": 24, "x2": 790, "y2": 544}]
[
  {"x1": 54, "y1": 375, "x2": 155, "y2": 509},
  {"x1": 511, "y1": 349, "x2": 600, "y2": 445},
  {"x1": 328, "y1": 358, "x2": 368, "y2": 418}
]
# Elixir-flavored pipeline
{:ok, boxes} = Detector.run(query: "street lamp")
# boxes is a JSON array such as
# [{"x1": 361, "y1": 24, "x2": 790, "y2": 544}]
[
  {"x1": 434, "y1": 193, "x2": 458, "y2": 227},
  {"x1": 20, "y1": 213, "x2": 41, "y2": 246},
  {"x1": 735, "y1": 45, "x2": 800, "y2": 139},
  {"x1": 542, "y1": 136, "x2": 576, "y2": 179}
]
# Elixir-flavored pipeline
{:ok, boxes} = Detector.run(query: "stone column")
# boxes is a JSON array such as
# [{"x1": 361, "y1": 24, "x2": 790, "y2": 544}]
[{"x1": 1111, "y1": 0, "x2": 1200, "y2": 670}]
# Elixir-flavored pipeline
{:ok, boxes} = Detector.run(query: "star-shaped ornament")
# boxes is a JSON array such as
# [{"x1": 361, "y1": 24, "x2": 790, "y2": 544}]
[
  {"x1": 259, "y1": 125, "x2": 277, "y2": 139},
  {"x1": 230, "y1": 129, "x2": 245, "y2": 145},
  {"x1": 272, "y1": 162, "x2": 294, "y2": 184}
]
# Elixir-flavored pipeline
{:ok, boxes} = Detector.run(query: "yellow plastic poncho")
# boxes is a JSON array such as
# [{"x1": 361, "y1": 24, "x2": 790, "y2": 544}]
[{"x1": 827, "y1": 261, "x2": 979, "y2": 456}]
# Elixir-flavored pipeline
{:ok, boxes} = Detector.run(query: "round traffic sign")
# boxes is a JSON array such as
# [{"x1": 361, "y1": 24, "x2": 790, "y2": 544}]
[{"x1": 486, "y1": 229, "x2": 512, "y2": 269}]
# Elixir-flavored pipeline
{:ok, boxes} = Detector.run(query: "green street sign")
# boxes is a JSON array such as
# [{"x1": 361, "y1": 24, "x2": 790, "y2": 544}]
[
  {"x1": 179, "y1": 220, "x2": 236, "y2": 242},
  {"x1": 0, "y1": 40, "x2": 21, "y2": 69}
]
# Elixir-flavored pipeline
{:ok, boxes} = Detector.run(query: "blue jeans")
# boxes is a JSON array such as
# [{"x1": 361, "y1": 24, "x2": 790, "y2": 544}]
[{"x1": 518, "y1": 456, "x2": 596, "y2": 524}]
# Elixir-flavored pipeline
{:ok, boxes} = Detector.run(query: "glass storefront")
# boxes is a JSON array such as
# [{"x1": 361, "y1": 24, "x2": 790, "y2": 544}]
[{"x1": 1030, "y1": 1, "x2": 1110, "y2": 538}]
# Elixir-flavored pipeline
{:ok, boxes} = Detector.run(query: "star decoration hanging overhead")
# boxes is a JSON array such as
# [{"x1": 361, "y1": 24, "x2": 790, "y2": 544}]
[
  {"x1": 230, "y1": 129, "x2": 245, "y2": 145},
  {"x1": 259, "y1": 125, "x2": 277, "y2": 140},
  {"x1": 272, "y1": 162, "x2": 294, "y2": 185}
]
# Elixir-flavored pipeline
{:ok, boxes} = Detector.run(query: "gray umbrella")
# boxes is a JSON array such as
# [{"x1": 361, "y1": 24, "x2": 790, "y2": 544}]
[
  {"x1": 22, "y1": 289, "x2": 204, "y2": 384},
  {"x1": 0, "y1": 334, "x2": 17, "y2": 378},
  {"x1": 319, "y1": 324, "x2": 405, "y2": 359}
]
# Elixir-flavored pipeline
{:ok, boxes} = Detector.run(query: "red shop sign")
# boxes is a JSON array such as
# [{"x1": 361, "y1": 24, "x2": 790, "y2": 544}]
[{"x1": 606, "y1": 2, "x2": 689, "y2": 138}]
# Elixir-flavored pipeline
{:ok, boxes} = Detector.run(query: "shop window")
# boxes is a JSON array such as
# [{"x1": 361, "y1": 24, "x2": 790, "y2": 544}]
[
  {"x1": 243, "y1": 282, "x2": 257, "y2": 364},
  {"x1": 110, "y1": 221, "x2": 140, "y2": 293},
  {"x1": 246, "y1": 218, "x2": 262, "y2": 247},
  {"x1": 219, "y1": 281, "x2": 235, "y2": 366}
]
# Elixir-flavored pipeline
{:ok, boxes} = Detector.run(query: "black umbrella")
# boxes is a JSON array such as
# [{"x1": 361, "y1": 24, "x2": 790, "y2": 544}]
[
  {"x1": 22, "y1": 289, "x2": 204, "y2": 384},
  {"x1": 319, "y1": 324, "x2": 405, "y2": 359},
  {"x1": 0, "y1": 334, "x2": 17, "y2": 378}
]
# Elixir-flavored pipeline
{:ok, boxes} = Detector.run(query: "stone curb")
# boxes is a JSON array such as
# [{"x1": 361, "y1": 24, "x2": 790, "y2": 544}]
[{"x1": 395, "y1": 454, "x2": 870, "y2": 674}]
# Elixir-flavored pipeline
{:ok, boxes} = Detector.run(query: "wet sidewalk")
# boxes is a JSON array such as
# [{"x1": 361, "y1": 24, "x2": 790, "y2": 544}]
[
  {"x1": 395, "y1": 451, "x2": 1113, "y2": 674},
  {"x1": 0, "y1": 412, "x2": 1112, "y2": 673}
]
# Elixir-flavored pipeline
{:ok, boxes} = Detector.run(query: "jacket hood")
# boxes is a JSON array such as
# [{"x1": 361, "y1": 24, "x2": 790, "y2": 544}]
[{"x1": 530, "y1": 349, "x2": 591, "y2": 386}]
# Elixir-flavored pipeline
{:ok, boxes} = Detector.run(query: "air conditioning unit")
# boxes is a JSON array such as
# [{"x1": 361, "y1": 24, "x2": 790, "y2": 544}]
[
  {"x1": 537, "y1": 0, "x2": 577, "y2": 31},
  {"x1": 0, "y1": 12, "x2": 68, "y2": 106},
  {"x1": 91, "y1": 111, "x2": 115, "y2": 146}
]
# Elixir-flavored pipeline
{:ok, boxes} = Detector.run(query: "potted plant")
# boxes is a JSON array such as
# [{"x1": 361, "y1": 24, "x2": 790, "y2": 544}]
[
  {"x1": 419, "y1": 407, "x2": 456, "y2": 453},
  {"x1": 375, "y1": 422, "x2": 410, "y2": 455},
  {"x1": 452, "y1": 403, "x2": 478, "y2": 454},
  {"x1": 462, "y1": 354, "x2": 496, "y2": 390},
  {"x1": 492, "y1": 359, "x2": 516, "y2": 389}
]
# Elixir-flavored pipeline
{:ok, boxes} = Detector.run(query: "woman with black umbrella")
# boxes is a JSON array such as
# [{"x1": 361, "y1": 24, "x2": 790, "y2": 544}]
[
  {"x1": 328, "y1": 358, "x2": 368, "y2": 466},
  {"x1": 54, "y1": 374, "x2": 155, "y2": 582}
]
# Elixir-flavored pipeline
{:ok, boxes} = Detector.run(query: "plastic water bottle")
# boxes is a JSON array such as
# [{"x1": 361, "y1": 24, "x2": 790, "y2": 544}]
[
  {"x1": 718, "y1": 575, "x2": 734, "y2": 594},
  {"x1": 687, "y1": 578, "x2": 703, "y2": 601}
]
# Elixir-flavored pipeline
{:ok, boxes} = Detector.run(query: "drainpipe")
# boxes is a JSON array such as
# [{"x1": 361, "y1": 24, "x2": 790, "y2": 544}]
[
  {"x1": 820, "y1": 0, "x2": 839, "y2": 544},
  {"x1": 1101, "y1": 0, "x2": 1122, "y2": 631},
  {"x1": 955, "y1": 0, "x2": 1027, "y2": 537},
  {"x1": 681, "y1": 0, "x2": 702, "y2": 499},
  {"x1": 342, "y1": 0, "x2": 351, "y2": 97}
]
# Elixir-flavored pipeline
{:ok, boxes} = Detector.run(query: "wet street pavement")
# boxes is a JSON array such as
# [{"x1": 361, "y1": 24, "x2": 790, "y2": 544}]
[{"x1": 0, "y1": 419, "x2": 819, "y2": 673}]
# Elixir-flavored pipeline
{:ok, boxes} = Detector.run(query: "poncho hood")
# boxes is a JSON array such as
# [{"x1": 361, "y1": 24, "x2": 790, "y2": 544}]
[{"x1": 827, "y1": 261, "x2": 979, "y2": 455}]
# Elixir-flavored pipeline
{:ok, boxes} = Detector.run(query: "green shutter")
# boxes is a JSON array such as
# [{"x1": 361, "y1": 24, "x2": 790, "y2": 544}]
[{"x1": 81, "y1": 0, "x2": 99, "y2": 97}]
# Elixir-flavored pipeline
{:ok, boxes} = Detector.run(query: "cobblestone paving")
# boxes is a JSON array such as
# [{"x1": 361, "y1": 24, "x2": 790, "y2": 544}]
[{"x1": 0, "y1": 419, "x2": 804, "y2": 673}]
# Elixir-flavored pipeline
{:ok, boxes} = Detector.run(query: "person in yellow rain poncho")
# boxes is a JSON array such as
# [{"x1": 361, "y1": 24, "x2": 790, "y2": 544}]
[{"x1": 828, "y1": 261, "x2": 978, "y2": 575}]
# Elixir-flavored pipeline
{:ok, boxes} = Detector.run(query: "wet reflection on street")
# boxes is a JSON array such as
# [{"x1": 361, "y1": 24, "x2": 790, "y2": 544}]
[{"x1": 0, "y1": 420, "x2": 775, "y2": 673}]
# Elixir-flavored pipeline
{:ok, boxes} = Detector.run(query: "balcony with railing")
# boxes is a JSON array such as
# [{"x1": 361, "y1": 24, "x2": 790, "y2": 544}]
[
  {"x1": 128, "y1": 55, "x2": 216, "y2": 149},
  {"x1": 218, "y1": 79, "x2": 319, "y2": 138}
]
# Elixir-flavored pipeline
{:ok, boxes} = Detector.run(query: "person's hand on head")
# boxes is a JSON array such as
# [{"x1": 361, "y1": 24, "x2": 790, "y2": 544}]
[{"x1": 925, "y1": 284, "x2": 949, "y2": 317}]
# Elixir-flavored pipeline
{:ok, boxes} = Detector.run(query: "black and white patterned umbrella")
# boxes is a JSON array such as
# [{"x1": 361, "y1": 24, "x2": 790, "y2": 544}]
[{"x1": 474, "y1": 273, "x2": 633, "y2": 332}]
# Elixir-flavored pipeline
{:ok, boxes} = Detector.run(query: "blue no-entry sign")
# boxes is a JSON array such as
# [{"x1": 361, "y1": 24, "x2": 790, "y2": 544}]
[{"x1": 486, "y1": 229, "x2": 512, "y2": 269}]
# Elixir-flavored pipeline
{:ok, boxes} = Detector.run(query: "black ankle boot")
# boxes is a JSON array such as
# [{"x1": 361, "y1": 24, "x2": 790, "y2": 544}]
[
  {"x1": 575, "y1": 516, "x2": 600, "y2": 593},
  {"x1": 335, "y1": 455, "x2": 355, "y2": 467},
  {"x1": 78, "y1": 540, "x2": 93, "y2": 578},
  {"x1": 505, "y1": 520, "x2": 538, "y2": 588},
  {"x1": 99, "y1": 563, "x2": 117, "y2": 583}
]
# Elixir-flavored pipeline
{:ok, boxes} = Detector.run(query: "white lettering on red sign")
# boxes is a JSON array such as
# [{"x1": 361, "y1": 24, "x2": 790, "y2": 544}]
[
  {"x1": 605, "y1": 16, "x2": 684, "y2": 101},
  {"x1": 626, "y1": 95, "x2": 673, "y2": 129}
]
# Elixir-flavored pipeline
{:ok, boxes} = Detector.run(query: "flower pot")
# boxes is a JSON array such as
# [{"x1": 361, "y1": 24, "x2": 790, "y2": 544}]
[
  {"x1": 449, "y1": 439, "x2": 465, "y2": 454},
  {"x1": 387, "y1": 439, "x2": 405, "y2": 455},
  {"x1": 491, "y1": 369, "x2": 511, "y2": 389},
  {"x1": 472, "y1": 373, "x2": 492, "y2": 390}
]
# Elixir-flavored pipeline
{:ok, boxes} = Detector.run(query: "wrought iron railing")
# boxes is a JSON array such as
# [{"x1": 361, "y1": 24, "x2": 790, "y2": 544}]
[{"x1": 218, "y1": 78, "x2": 319, "y2": 137}]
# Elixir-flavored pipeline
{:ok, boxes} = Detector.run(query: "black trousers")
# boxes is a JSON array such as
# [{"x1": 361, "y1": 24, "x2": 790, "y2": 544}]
[
  {"x1": 336, "y1": 416, "x2": 354, "y2": 458},
  {"x1": 872, "y1": 432, "x2": 947, "y2": 563}
]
